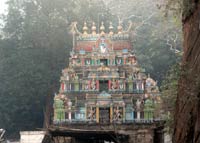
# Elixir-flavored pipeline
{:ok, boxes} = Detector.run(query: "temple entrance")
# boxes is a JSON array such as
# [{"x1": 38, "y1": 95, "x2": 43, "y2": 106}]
[
  {"x1": 99, "y1": 107, "x2": 110, "y2": 124},
  {"x1": 99, "y1": 80, "x2": 109, "y2": 92}
]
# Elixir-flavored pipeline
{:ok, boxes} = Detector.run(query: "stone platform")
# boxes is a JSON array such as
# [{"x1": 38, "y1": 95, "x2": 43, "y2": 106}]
[{"x1": 44, "y1": 121, "x2": 164, "y2": 143}]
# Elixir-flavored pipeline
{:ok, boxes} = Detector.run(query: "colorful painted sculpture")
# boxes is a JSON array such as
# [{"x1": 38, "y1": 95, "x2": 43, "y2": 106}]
[{"x1": 53, "y1": 21, "x2": 161, "y2": 123}]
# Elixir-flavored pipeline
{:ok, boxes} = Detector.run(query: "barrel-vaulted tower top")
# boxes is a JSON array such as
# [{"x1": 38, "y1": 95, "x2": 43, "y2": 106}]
[{"x1": 71, "y1": 21, "x2": 133, "y2": 52}]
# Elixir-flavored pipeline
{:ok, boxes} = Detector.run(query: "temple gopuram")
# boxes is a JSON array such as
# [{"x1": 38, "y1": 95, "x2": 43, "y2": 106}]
[{"x1": 47, "y1": 21, "x2": 165, "y2": 143}]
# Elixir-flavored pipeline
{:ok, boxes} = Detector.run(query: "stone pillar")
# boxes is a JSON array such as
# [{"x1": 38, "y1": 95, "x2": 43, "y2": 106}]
[
  {"x1": 96, "y1": 104, "x2": 99, "y2": 123},
  {"x1": 68, "y1": 111, "x2": 71, "y2": 121},
  {"x1": 141, "y1": 82, "x2": 144, "y2": 90},
  {"x1": 85, "y1": 104, "x2": 87, "y2": 120},
  {"x1": 123, "y1": 103, "x2": 126, "y2": 123},
  {"x1": 68, "y1": 101, "x2": 72, "y2": 121},
  {"x1": 110, "y1": 105, "x2": 113, "y2": 123},
  {"x1": 69, "y1": 83, "x2": 72, "y2": 90},
  {"x1": 136, "y1": 83, "x2": 139, "y2": 90},
  {"x1": 137, "y1": 111, "x2": 140, "y2": 120}
]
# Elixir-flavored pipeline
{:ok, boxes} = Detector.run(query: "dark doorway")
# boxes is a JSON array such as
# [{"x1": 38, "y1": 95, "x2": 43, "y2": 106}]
[
  {"x1": 100, "y1": 59, "x2": 108, "y2": 66},
  {"x1": 99, "y1": 107, "x2": 110, "y2": 124},
  {"x1": 99, "y1": 80, "x2": 108, "y2": 92}
]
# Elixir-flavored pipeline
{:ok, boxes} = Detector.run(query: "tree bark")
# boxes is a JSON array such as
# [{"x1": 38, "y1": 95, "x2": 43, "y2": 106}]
[{"x1": 173, "y1": 1, "x2": 200, "y2": 143}]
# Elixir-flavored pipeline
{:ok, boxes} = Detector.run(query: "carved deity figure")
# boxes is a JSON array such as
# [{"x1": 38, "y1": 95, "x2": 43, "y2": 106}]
[
  {"x1": 131, "y1": 57, "x2": 137, "y2": 64},
  {"x1": 116, "y1": 58, "x2": 122, "y2": 65},
  {"x1": 84, "y1": 81, "x2": 89, "y2": 90},
  {"x1": 114, "y1": 107, "x2": 122, "y2": 120},
  {"x1": 88, "y1": 107, "x2": 95, "y2": 120},
  {"x1": 91, "y1": 79, "x2": 96, "y2": 90},
  {"x1": 86, "y1": 59, "x2": 91, "y2": 65},
  {"x1": 111, "y1": 79, "x2": 118, "y2": 90},
  {"x1": 71, "y1": 73, "x2": 76, "y2": 80},
  {"x1": 119, "y1": 81, "x2": 124, "y2": 90},
  {"x1": 136, "y1": 99, "x2": 141, "y2": 111}
]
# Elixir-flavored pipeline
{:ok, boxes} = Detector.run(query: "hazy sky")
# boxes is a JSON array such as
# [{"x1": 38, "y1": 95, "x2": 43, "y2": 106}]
[{"x1": 0, "y1": 0, "x2": 7, "y2": 14}]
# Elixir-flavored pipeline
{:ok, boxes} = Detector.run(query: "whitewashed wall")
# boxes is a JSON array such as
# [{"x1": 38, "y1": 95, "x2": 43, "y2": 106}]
[{"x1": 20, "y1": 131, "x2": 45, "y2": 143}]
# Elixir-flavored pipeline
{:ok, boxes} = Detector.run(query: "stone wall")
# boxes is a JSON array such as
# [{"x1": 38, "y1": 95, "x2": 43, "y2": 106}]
[
  {"x1": 20, "y1": 131, "x2": 46, "y2": 143},
  {"x1": 173, "y1": 1, "x2": 200, "y2": 143},
  {"x1": 47, "y1": 123, "x2": 164, "y2": 143}
]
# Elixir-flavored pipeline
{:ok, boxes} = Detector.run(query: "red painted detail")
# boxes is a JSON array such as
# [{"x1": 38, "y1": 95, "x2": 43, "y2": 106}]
[
  {"x1": 88, "y1": 80, "x2": 91, "y2": 89},
  {"x1": 124, "y1": 58, "x2": 126, "y2": 64},
  {"x1": 96, "y1": 80, "x2": 99, "y2": 90},
  {"x1": 75, "y1": 46, "x2": 93, "y2": 52},
  {"x1": 75, "y1": 41, "x2": 96, "y2": 52},
  {"x1": 61, "y1": 83, "x2": 65, "y2": 90},
  {"x1": 108, "y1": 80, "x2": 111, "y2": 89},
  {"x1": 116, "y1": 80, "x2": 119, "y2": 89},
  {"x1": 82, "y1": 58, "x2": 84, "y2": 65},
  {"x1": 112, "y1": 41, "x2": 132, "y2": 50}
]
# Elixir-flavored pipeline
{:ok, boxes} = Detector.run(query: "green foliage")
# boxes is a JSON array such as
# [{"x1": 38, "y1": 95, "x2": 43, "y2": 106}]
[
  {"x1": 0, "y1": 40, "x2": 69, "y2": 138},
  {"x1": 160, "y1": 64, "x2": 180, "y2": 134},
  {"x1": 0, "y1": 0, "x2": 182, "y2": 138},
  {"x1": 105, "y1": 0, "x2": 182, "y2": 85},
  {"x1": 0, "y1": 0, "x2": 110, "y2": 138},
  {"x1": 161, "y1": 0, "x2": 198, "y2": 20},
  {"x1": 182, "y1": 0, "x2": 197, "y2": 20}
]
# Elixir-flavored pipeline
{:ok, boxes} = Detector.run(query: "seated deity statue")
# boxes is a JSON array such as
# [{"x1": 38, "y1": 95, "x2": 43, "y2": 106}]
[{"x1": 111, "y1": 79, "x2": 118, "y2": 90}]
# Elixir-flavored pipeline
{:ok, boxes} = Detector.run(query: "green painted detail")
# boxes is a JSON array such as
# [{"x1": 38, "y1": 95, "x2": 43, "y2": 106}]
[
  {"x1": 54, "y1": 99, "x2": 64, "y2": 108},
  {"x1": 55, "y1": 109, "x2": 65, "y2": 120},
  {"x1": 54, "y1": 99, "x2": 65, "y2": 120},
  {"x1": 113, "y1": 59, "x2": 115, "y2": 65},
  {"x1": 97, "y1": 60, "x2": 100, "y2": 65},
  {"x1": 125, "y1": 105, "x2": 134, "y2": 120},
  {"x1": 75, "y1": 107, "x2": 86, "y2": 120},
  {"x1": 129, "y1": 83, "x2": 133, "y2": 92},
  {"x1": 99, "y1": 91, "x2": 111, "y2": 97},
  {"x1": 74, "y1": 82, "x2": 79, "y2": 91},
  {"x1": 91, "y1": 59, "x2": 94, "y2": 65},
  {"x1": 144, "y1": 99, "x2": 154, "y2": 119}
]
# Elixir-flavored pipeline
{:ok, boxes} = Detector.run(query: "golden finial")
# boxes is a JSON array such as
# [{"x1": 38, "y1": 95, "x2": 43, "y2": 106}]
[
  {"x1": 117, "y1": 21, "x2": 123, "y2": 34},
  {"x1": 109, "y1": 22, "x2": 114, "y2": 35},
  {"x1": 91, "y1": 22, "x2": 96, "y2": 35},
  {"x1": 83, "y1": 22, "x2": 88, "y2": 35},
  {"x1": 100, "y1": 22, "x2": 105, "y2": 35}
]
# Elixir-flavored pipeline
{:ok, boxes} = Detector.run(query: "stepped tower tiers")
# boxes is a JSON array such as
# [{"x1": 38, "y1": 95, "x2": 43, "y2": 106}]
[
  {"x1": 50, "y1": 21, "x2": 164, "y2": 143},
  {"x1": 53, "y1": 21, "x2": 161, "y2": 125}
]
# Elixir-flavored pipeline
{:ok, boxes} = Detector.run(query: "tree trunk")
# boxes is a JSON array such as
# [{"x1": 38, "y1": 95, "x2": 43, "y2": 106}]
[{"x1": 173, "y1": 1, "x2": 200, "y2": 143}]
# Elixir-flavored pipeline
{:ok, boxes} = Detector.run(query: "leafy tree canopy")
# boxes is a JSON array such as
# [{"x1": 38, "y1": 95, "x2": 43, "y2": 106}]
[{"x1": 0, "y1": 0, "x2": 182, "y2": 138}]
